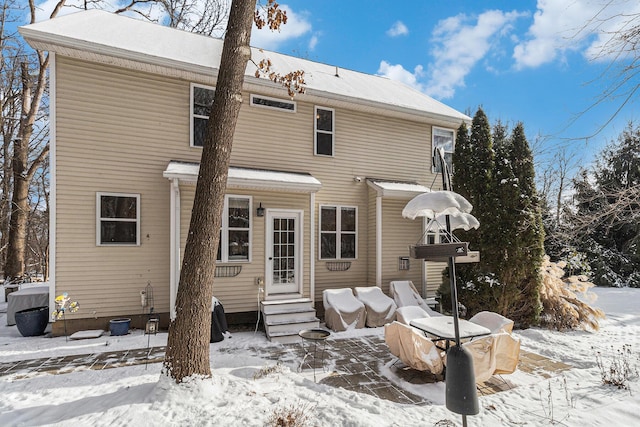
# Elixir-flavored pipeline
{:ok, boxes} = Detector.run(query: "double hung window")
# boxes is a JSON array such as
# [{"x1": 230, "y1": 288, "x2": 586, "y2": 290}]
[
  {"x1": 432, "y1": 127, "x2": 454, "y2": 173},
  {"x1": 191, "y1": 83, "x2": 215, "y2": 147},
  {"x1": 320, "y1": 205, "x2": 356, "y2": 259},
  {"x1": 97, "y1": 193, "x2": 140, "y2": 245},
  {"x1": 314, "y1": 106, "x2": 334, "y2": 156},
  {"x1": 217, "y1": 196, "x2": 252, "y2": 262}
]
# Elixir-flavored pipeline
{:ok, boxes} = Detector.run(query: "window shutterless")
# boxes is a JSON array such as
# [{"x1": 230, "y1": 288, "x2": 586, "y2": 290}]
[
  {"x1": 190, "y1": 83, "x2": 215, "y2": 147},
  {"x1": 319, "y1": 205, "x2": 356, "y2": 259},
  {"x1": 96, "y1": 193, "x2": 140, "y2": 245},
  {"x1": 314, "y1": 106, "x2": 335, "y2": 156}
]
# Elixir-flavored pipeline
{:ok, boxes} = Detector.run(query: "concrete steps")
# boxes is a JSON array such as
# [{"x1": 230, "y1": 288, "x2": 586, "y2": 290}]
[{"x1": 261, "y1": 298, "x2": 319, "y2": 344}]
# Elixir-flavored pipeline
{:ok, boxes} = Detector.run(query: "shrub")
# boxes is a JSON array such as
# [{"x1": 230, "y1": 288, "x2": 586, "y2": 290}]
[
  {"x1": 267, "y1": 402, "x2": 315, "y2": 427},
  {"x1": 595, "y1": 344, "x2": 639, "y2": 390}
]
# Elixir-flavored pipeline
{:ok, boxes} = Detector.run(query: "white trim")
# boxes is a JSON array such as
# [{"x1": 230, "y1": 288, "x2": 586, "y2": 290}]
[
  {"x1": 366, "y1": 179, "x2": 431, "y2": 198},
  {"x1": 376, "y1": 195, "x2": 382, "y2": 287},
  {"x1": 265, "y1": 209, "x2": 304, "y2": 298},
  {"x1": 96, "y1": 192, "x2": 141, "y2": 246},
  {"x1": 163, "y1": 162, "x2": 322, "y2": 193},
  {"x1": 318, "y1": 205, "x2": 357, "y2": 260},
  {"x1": 169, "y1": 179, "x2": 180, "y2": 320},
  {"x1": 310, "y1": 193, "x2": 315, "y2": 303},
  {"x1": 314, "y1": 106, "x2": 335, "y2": 157},
  {"x1": 49, "y1": 52, "x2": 57, "y2": 318},
  {"x1": 190, "y1": 82, "x2": 215, "y2": 148},
  {"x1": 250, "y1": 94, "x2": 296, "y2": 113}
]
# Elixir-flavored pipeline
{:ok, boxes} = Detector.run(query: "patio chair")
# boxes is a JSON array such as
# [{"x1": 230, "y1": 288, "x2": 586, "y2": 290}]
[
  {"x1": 468, "y1": 311, "x2": 514, "y2": 334},
  {"x1": 322, "y1": 288, "x2": 366, "y2": 332},
  {"x1": 384, "y1": 321, "x2": 444, "y2": 375},
  {"x1": 396, "y1": 306, "x2": 431, "y2": 325},
  {"x1": 492, "y1": 331, "x2": 521, "y2": 375},
  {"x1": 461, "y1": 335, "x2": 496, "y2": 383},
  {"x1": 389, "y1": 280, "x2": 442, "y2": 317},
  {"x1": 354, "y1": 286, "x2": 397, "y2": 327}
]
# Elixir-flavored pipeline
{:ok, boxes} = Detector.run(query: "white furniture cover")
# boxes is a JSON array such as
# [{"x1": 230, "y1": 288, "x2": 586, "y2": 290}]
[
  {"x1": 396, "y1": 306, "x2": 430, "y2": 325},
  {"x1": 384, "y1": 321, "x2": 443, "y2": 374},
  {"x1": 460, "y1": 332, "x2": 521, "y2": 383},
  {"x1": 389, "y1": 280, "x2": 442, "y2": 317},
  {"x1": 322, "y1": 288, "x2": 366, "y2": 332},
  {"x1": 468, "y1": 311, "x2": 514, "y2": 334},
  {"x1": 6, "y1": 286, "x2": 50, "y2": 326},
  {"x1": 353, "y1": 286, "x2": 397, "y2": 327}
]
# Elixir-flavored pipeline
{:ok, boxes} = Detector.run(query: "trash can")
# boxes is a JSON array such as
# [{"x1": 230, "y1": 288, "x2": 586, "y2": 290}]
[{"x1": 210, "y1": 297, "x2": 228, "y2": 343}]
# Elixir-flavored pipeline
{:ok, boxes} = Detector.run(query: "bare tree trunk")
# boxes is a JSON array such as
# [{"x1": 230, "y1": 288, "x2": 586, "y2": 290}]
[{"x1": 163, "y1": 0, "x2": 256, "y2": 382}]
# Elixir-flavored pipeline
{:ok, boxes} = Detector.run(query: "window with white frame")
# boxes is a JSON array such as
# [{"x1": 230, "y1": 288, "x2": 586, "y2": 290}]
[
  {"x1": 432, "y1": 127, "x2": 454, "y2": 173},
  {"x1": 314, "y1": 106, "x2": 334, "y2": 156},
  {"x1": 250, "y1": 94, "x2": 296, "y2": 112},
  {"x1": 191, "y1": 83, "x2": 215, "y2": 147},
  {"x1": 217, "y1": 196, "x2": 252, "y2": 262},
  {"x1": 97, "y1": 193, "x2": 140, "y2": 245},
  {"x1": 320, "y1": 205, "x2": 356, "y2": 259}
]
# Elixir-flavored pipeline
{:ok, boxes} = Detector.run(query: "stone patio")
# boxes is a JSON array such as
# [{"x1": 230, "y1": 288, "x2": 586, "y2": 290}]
[{"x1": 0, "y1": 333, "x2": 571, "y2": 405}]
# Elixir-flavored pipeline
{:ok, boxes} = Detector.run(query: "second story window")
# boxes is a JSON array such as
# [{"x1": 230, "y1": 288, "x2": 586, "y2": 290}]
[
  {"x1": 191, "y1": 83, "x2": 215, "y2": 147},
  {"x1": 314, "y1": 106, "x2": 334, "y2": 156},
  {"x1": 432, "y1": 127, "x2": 454, "y2": 173}
]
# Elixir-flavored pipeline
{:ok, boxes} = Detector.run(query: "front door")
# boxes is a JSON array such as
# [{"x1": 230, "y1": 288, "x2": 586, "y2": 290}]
[{"x1": 266, "y1": 210, "x2": 303, "y2": 297}]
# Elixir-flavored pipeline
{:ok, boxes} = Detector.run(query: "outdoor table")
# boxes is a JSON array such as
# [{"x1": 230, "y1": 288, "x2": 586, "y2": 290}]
[
  {"x1": 298, "y1": 328, "x2": 331, "y2": 382},
  {"x1": 6, "y1": 286, "x2": 50, "y2": 326},
  {"x1": 410, "y1": 316, "x2": 491, "y2": 351}
]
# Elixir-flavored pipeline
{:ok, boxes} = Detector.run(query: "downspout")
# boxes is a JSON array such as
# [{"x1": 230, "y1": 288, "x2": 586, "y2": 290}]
[
  {"x1": 421, "y1": 216, "x2": 427, "y2": 297},
  {"x1": 376, "y1": 195, "x2": 382, "y2": 287},
  {"x1": 169, "y1": 178, "x2": 180, "y2": 320},
  {"x1": 310, "y1": 192, "x2": 315, "y2": 302},
  {"x1": 48, "y1": 53, "x2": 57, "y2": 318}
]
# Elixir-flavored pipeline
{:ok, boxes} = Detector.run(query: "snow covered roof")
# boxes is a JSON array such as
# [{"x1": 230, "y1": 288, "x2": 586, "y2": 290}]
[
  {"x1": 366, "y1": 179, "x2": 431, "y2": 198},
  {"x1": 19, "y1": 10, "x2": 469, "y2": 125},
  {"x1": 163, "y1": 161, "x2": 322, "y2": 193}
]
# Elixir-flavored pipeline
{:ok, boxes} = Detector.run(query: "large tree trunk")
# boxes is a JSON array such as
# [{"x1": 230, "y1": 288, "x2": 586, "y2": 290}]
[{"x1": 163, "y1": 0, "x2": 256, "y2": 382}]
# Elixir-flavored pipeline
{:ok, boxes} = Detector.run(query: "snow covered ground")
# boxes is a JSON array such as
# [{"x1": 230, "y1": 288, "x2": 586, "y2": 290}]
[{"x1": 0, "y1": 286, "x2": 638, "y2": 426}]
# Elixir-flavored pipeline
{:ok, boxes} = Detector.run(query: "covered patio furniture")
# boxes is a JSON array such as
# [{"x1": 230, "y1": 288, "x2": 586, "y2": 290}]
[
  {"x1": 322, "y1": 288, "x2": 366, "y2": 332},
  {"x1": 493, "y1": 332, "x2": 521, "y2": 375},
  {"x1": 384, "y1": 321, "x2": 444, "y2": 375},
  {"x1": 468, "y1": 311, "x2": 514, "y2": 334},
  {"x1": 354, "y1": 286, "x2": 397, "y2": 327},
  {"x1": 396, "y1": 306, "x2": 431, "y2": 325},
  {"x1": 461, "y1": 335, "x2": 496, "y2": 383},
  {"x1": 389, "y1": 280, "x2": 442, "y2": 317}
]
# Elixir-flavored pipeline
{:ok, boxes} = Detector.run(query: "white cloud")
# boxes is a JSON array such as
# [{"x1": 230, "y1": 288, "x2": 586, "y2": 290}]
[
  {"x1": 386, "y1": 21, "x2": 408, "y2": 37},
  {"x1": 250, "y1": 6, "x2": 312, "y2": 50},
  {"x1": 513, "y1": 0, "x2": 640, "y2": 69},
  {"x1": 308, "y1": 34, "x2": 319, "y2": 50},
  {"x1": 377, "y1": 61, "x2": 425, "y2": 91},
  {"x1": 424, "y1": 10, "x2": 525, "y2": 99}
]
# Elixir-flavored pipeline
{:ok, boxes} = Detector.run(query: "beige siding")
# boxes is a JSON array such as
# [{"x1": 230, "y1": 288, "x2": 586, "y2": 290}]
[{"x1": 54, "y1": 55, "x2": 460, "y2": 319}]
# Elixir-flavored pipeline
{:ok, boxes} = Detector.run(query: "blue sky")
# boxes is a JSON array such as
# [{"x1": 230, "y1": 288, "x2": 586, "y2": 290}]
[
  {"x1": 31, "y1": 0, "x2": 639, "y2": 172},
  {"x1": 247, "y1": 0, "x2": 639, "y2": 170}
]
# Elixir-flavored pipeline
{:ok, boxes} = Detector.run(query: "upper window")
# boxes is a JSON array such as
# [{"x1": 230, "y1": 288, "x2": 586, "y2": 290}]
[
  {"x1": 97, "y1": 193, "x2": 140, "y2": 246},
  {"x1": 314, "y1": 106, "x2": 334, "y2": 156},
  {"x1": 217, "y1": 196, "x2": 252, "y2": 262},
  {"x1": 432, "y1": 127, "x2": 454, "y2": 173},
  {"x1": 250, "y1": 94, "x2": 296, "y2": 112},
  {"x1": 320, "y1": 205, "x2": 356, "y2": 259},
  {"x1": 191, "y1": 83, "x2": 215, "y2": 147}
]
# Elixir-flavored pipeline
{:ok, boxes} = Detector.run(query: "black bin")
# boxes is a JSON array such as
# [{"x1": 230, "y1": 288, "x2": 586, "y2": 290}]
[{"x1": 210, "y1": 298, "x2": 228, "y2": 343}]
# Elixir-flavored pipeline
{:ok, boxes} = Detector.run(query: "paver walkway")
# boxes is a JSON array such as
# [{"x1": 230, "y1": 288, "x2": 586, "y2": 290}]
[{"x1": 0, "y1": 334, "x2": 571, "y2": 405}]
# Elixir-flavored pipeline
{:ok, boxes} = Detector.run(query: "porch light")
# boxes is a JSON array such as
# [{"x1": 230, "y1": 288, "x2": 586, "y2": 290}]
[{"x1": 256, "y1": 203, "x2": 265, "y2": 217}]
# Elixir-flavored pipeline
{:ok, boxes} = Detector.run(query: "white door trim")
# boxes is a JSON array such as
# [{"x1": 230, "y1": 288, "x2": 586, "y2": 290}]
[{"x1": 265, "y1": 209, "x2": 304, "y2": 299}]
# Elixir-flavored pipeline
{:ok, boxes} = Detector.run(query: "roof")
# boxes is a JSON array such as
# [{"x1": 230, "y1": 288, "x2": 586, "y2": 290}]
[
  {"x1": 366, "y1": 179, "x2": 431, "y2": 198},
  {"x1": 163, "y1": 161, "x2": 322, "y2": 193},
  {"x1": 19, "y1": 10, "x2": 470, "y2": 125}
]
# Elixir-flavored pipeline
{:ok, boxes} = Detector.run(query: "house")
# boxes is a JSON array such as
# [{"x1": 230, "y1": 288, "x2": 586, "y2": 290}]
[{"x1": 20, "y1": 10, "x2": 470, "y2": 342}]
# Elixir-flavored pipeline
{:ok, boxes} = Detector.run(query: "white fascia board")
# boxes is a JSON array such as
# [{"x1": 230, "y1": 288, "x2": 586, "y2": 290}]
[
  {"x1": 163, "y1": 161, "x2": 322, "y2": 193},
  {"x1": 366, "y1": 179, "x2": 430, "y2": 198}
]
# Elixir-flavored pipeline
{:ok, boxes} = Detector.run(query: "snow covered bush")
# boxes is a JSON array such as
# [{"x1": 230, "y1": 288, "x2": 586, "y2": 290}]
[
  {"x1": 267, "y1": 402, "x2": 315, "y2": 427},
  {"x1": 539, "y1": 257, "x2": 605, "y2": 331}
]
